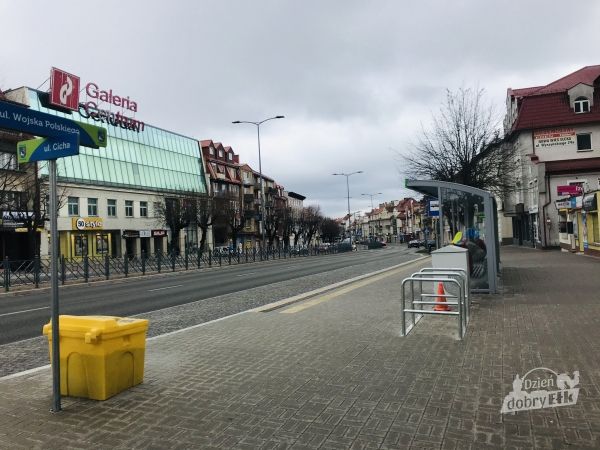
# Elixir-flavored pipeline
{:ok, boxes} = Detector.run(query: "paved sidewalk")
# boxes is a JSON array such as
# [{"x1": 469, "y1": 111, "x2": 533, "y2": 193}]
[{"x1": 2, "y1": 247, "x2": 600, "y2": 449}]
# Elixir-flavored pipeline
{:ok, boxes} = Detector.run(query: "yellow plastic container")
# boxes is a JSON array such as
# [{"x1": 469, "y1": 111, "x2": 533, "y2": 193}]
[{"x1": 43, "y1": 315, "x2": 149, "y2": 401}]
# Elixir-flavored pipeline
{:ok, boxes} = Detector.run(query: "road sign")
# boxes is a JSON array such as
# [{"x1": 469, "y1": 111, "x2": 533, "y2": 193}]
[
  {"x1": 0, "y1": 100, "x2": 106, "y2": 149},
  {"x1": 428, "y1": 200, "x2": 439, "y2": 217},
  {"x1": 18, "y1": 135, "x2": 79, "y2": 163}
]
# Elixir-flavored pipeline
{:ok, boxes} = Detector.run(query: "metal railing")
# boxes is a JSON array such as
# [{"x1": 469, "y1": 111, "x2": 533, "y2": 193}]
[
  {"x1": 400, "y1": 268, "x2": 469, "y2": 340},
  {"x1": 0, "y1": 244, "x2": 358, "y2": 292}
]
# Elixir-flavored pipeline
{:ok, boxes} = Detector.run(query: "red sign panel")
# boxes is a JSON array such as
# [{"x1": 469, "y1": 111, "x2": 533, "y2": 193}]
[
  {"x1": 557, "y1": 185, "x2": 583, "y2": 196},
  {"x1": 49, "y1": 67, "x2": 80, "y2": 111}
]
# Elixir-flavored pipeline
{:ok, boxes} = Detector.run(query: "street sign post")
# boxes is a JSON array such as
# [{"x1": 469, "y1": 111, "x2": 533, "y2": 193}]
[{"x1": 1, "y1": 97, "x2": 106, "y2": 412}]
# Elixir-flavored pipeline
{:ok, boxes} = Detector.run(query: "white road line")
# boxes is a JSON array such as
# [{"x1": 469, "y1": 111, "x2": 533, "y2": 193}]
[
  {"x1": 147, "y1": 284, "x2": 184, "y2": 292},
  {"x1": 0, "y1": 306, "x2": 49, "y2": 317},
  {"x1": 236, "y1": 272, "x2": 256, "y2": 277}
]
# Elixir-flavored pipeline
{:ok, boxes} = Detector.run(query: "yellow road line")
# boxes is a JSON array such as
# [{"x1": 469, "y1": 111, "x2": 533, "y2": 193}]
[{"x1": 281, "y1": 266, "x2": 408, "y2": 314}]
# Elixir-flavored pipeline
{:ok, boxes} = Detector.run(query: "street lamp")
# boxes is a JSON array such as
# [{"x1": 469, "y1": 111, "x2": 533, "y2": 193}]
[
  {"x1": 361, "y1": 192, "x2": 382, "y2": 210},
  {"x1": 332, "y1": 171, "x2": 363, "y2": 244},
  {"x1": 232, "y1": 115, "x2": 284, "y2": 250}
]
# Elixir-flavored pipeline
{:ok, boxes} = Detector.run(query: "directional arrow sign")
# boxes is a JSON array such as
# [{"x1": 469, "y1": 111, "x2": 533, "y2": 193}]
[
  {"x1": 0, "y1": 100, "x2": 106, "y2": 149},
  {"x1": 18, "y1": 135, "x2": 79, "y2": 163}
]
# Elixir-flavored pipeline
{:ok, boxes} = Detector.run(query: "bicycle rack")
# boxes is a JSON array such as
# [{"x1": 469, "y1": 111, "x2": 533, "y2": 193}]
[{"x1": 401, "y1": 271, "x2": 467, "y2": 340}]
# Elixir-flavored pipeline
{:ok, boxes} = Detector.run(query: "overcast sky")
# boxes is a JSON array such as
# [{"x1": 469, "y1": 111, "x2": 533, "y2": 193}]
[{"x1": 1, "y1": 0, "x2": 599, "y2": 217}]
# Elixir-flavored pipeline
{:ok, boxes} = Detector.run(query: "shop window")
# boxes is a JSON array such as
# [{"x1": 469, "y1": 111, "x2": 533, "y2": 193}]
[
  {"x1": 558, "y1": 222, "x2": 567, "y2": 233},
  {"x1": 140, "y1": 201, "x2": 148, "y2": 217},
  {"x1": 68, "y1": 197, "x2": 79, "y2": 216},
  {"x1": 74, "y1": 235, "x2": 88, "y2": 257},
  {"x1": 96, "y1": 234, "x2": 109, "y2": 254},
  {"x1": 125, "y1": 200, "x2": 134, "y2": 217},
  {"x1": 577, "y1": 133, "x2": 592, "y2": 151},
  {"x1": 87, "y1": 198, "x2": 98, "y2": 216},
  {"x1": 574, "y1": 97, "x2": 590, "y2": 113},
  {"x1": 107, "y1": 199, "x2": 117, "y2": 217}
]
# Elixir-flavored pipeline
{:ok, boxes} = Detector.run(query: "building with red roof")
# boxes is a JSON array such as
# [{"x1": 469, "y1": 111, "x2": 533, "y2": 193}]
[{"x1": 503, "y1": 66, "x2": 600, "y2": 255}]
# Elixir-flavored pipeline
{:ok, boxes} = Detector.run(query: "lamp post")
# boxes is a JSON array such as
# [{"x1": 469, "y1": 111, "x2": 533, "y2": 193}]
[
  {"x1": 361, "y1": 192, "x2": 382, "y2": 210},
  {"x1": 232, "y1": 116, "x2": 284, "y2": 250},
  {"x1": 332, "y1": 171, "x2": 363, "y2": 244}
]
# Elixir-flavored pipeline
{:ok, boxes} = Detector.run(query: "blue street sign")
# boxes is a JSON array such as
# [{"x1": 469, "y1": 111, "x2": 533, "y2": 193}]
[
  {"x1": 0, "y1": 100, "x2": 106, "y2": 149},
  {"x1": 428, "y1": 200, "x2": 439, "y2": 217},
  {"x1": 18, "y1": 135, "x2": 79, "y2": 163}
]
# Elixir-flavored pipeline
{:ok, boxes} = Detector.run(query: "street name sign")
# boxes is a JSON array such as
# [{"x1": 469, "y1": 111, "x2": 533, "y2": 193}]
[
  {"x1": 0, "y1": 100, "x2": 106, "y2": 149},
  {"x1": 18, "y1": 135, "x2": 79, "y2": 163}
]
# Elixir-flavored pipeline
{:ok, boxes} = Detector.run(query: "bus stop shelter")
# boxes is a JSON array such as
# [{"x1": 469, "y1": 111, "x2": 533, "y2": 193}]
[{"x1": 406, "y1": 180, "x2": 499, "y2": 293}]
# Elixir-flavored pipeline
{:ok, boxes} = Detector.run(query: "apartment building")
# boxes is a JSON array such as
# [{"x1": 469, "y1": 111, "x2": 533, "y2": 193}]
[{"x1": 503, "y1": 66, "x2": 600, "y2": 254}]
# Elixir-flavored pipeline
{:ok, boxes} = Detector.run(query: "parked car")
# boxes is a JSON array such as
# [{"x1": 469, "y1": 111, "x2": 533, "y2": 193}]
[
  {"x1": 408, "y1": 239, "x2": 421, "y2": 248},
  {"x1": 340, "y1": 238, "x2": 357, "y2": 251},
  {"x1": 212, "y1": 246, "x2": 232, "y2": 256},
  {"x1": 421, "y1": 239, "x2": 437, "y2": 251}
]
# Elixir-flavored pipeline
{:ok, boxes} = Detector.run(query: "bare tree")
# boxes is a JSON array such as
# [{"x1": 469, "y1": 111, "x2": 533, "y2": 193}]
[
  {"x1": 213, "y1": 193, "x2": 246, "y2": 249},
  {"x1": 401, "y1": 86, "x2": 517, "y2": 196},
  {"x1": 191, "y1": 192, "x2": 217, "y2": 255},
  {"x1": 155, "y1": 195, "x2": 195, "y2": 255},
  {"x1": 320, "y1": 218, "x2": 342, "y2": 243},
  {"x1": 301, "y1": 206, "x2": 323, "y2": 246},
  {"x1": 0, "y1": 132, "x2": 67, "y2": 258}
]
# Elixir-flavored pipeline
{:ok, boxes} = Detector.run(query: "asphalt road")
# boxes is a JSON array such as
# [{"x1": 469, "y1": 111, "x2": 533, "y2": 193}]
[{"x1": 0, "y1": 246, "x2": 421, "y2": 345}]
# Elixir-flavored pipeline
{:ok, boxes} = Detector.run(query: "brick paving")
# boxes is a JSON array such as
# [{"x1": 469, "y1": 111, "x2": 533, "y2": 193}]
[{"x1": 1, "y1": 247, "x2": 600, "y2": 449}]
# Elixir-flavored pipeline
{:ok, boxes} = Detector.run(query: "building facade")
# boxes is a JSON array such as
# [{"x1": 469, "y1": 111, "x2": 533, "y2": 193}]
[
  {"x1": 503, "y1": 66, "x2": 600, "y2": 255},
  {"x1": 6, "y1": 87, "x2": 209, "y2": 258}
]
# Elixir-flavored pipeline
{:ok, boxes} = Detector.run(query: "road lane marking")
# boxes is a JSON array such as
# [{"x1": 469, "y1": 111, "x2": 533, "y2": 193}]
[
  {"x1": 0, "y1": 306, "x2": 49, "y2": 317},
  {"x1": 236, "y1": 272, "x2": 256, "y2": 277},
  {"x1": 148, "y1": 284, "x2": 183, "y2": 292},
  {"x1": 281, "y1": 264, "x2": 422, "y2": 314}
]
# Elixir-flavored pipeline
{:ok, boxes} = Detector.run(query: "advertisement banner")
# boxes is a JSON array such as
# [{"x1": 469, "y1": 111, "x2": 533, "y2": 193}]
[{"x1": 534, "y1": 128, "x2": 575, "y2": 149}]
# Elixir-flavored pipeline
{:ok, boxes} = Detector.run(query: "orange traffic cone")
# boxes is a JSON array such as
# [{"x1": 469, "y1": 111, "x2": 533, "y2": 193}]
[{"x1": 433, "y1": 282, "x2": 451, "y2": 311}]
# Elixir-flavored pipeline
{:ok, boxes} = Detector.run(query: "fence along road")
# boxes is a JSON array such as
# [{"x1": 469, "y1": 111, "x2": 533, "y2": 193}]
[{"x1": 0, "y1": 246, "x2": 420, "y2": 345}]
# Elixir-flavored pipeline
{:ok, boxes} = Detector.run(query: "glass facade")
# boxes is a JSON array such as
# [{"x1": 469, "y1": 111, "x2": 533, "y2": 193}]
[{"x1": 27, "y1": 89, "x2": 206, "y2": 194}]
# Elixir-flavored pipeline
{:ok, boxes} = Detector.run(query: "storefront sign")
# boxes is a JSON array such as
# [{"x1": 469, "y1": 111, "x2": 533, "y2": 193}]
[
  {"x1": 152, "y1": 229, "x2": 167, "y2": 237},
  {"x1": 122, "y1": 230, "x2": 139, "y2": 238},
  {"x1": 139, "y1": 230, "x2": 151, "y2": 238},
  {"x1": 557, "y1": 185, "x2": 583, "y2": 196},
  {"x1": 555, "y1": 200, "x2": 571, "y2": 210},
  {"x1": 0, "y1": 100, "x2": 106, "y2": 149},
  {"x1": 49, "y1": 67, "x2": 80, "y2": 111},
  {"x1": 583, "y1": 193, "x2": 598, "y2": 212},
  {"x1": 72, "y1": 217, "x2": 103, "y2": 231},
  {"x1": 17, "y1": 135, "x2": 79, "y2": 163},
  {"x1": 534, "y1": 128, "x2": 575, "y2": 149},
  {"x1": 0, "y1": 211, "x2": 34, "y2": 227},
  {"x1": 571, "y1": 196, "x2": 583, "y2": 209}
]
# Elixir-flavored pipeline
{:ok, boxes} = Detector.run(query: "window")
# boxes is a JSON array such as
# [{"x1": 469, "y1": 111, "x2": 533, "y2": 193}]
[
  {"x1": 209, "y1": 146, "x2": 215, "y2": 156},
  {"x1": 107, "y1": 199, "x2": 117, "y2": 217},
  {"x1": 574, "y1": 97, "x2": 590, "y2": 114},
  {"x1": 577, "y1": 133, "x2": 592, "y2": 151},
  {"x1": 87, "y1": 198, "x2": 98, "y2": 216},
  {"x1": 153, "y1": 202, "x2": 161, "y2": 217},
  {"x1": 228, "y1": 152, "x2": 233, "y2": 161},
  {"x1": 0, "y1": 152, "x2": 18, "y2": 171},
  {"x1": 218, "y1": 149, "x2": 223, "y2": 158},
  {"x1": 125, "y1": 200, "x2": 134, "y2": 217},
  {"x1": 140, "y1": 201, "x2": 148, "y2": 217},
  {"x1": 68, "y1": 197, "x2": 79, "y2": 216}
]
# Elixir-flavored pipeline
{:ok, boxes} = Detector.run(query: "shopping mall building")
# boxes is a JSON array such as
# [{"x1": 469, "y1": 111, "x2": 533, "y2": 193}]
[{"x1": 4, "y1": 84, "x2": 209, "y2": 259}]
